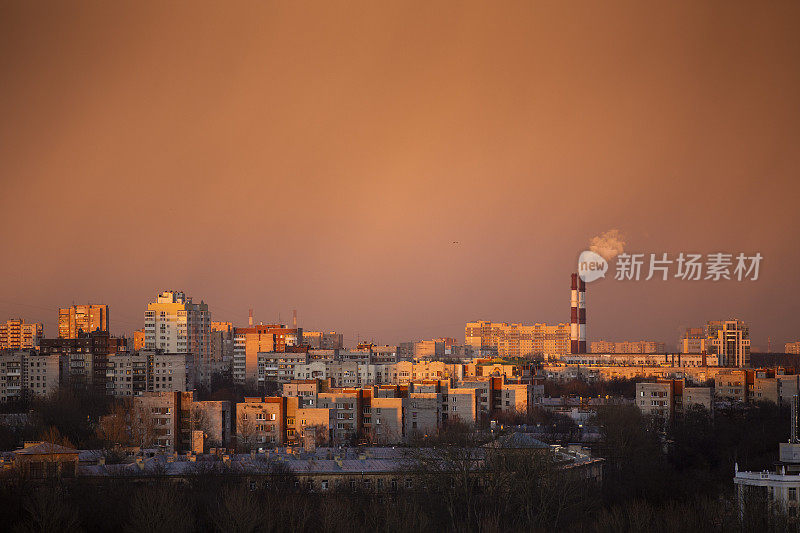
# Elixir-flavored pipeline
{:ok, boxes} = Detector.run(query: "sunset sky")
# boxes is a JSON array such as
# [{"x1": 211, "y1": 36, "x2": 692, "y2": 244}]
[{"x1": 1, "y1": 1, "x2": 798, "y2": 349}]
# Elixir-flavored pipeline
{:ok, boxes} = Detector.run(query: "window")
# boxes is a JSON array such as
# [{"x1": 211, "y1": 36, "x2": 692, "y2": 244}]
[{"x1": 790, "y1": 488, "x2": 797, "y2": 501}]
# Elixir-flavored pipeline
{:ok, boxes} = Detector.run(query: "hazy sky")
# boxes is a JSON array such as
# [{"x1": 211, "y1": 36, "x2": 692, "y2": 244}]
[{"x1": 1, "y1": 1, "x2": 799, "y2": 350}]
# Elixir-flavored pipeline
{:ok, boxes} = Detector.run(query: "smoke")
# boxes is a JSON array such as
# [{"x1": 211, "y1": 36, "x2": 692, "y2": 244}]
[{"x1": 589, "y1": 229, "x2": 626, "y2": 261}]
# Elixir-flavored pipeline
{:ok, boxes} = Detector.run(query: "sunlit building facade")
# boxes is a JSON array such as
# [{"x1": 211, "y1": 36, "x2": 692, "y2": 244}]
[
  {"x1": 465, "y1": 321, "x2": 570, "y2": 358},
  {"x1": 58, "y1": 304, "x2": 108, "y2": 338},
  {"x1": 0, "y1": 319, "x2": 43, "y2": 350}
]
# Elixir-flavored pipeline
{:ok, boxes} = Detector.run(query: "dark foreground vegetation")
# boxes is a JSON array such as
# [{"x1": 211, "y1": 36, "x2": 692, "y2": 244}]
[{"x1": 0, "y1": 386, "x2": 796, "y2": 531}]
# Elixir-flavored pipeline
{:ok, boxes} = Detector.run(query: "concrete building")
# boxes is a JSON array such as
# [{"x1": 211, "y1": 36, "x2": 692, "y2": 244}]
[
  {"x1": 0, "y1": 350, "x2": 59, "y2": 402},
  {"x1": 680, "y1": 327, "x2": 709, "y2": 354},
  {"x1": 465, "y1": 321, "x2": 571, "y2": 359},
  {"x1": 40, "y1": 330, "x2": 126, "y2": 395},
  {"x1": 58, "y1": 304, "x2": 109, "y2": 338},
  {"x1": 132, "y1": 391, "x2": 231, "y2": 453},
  {"x1": 636, "y1": 379, "x2": 713, "y2": 418},
  {"x1": 590, "y1": 340, "x2": 666, "y2": 354},
  {"x1": 106, "y1": 350, "x2": 194, "y2": 397},
  {"x1": 209, "y1": 321, "x2": 234, "y2": 363},
  {"x1": 257, "y1": 349, "x2": 309, "y2": 385},
  {"x1": 233, "y1": 324, "x2": 300, "y2": 385},
  {"x1": 786, "y1": 342, "x2": 800, "y2": 355},
  {"x1": 0, "y1": 319, "x2": 43, "y2": 349},
  {"x1": 133, "y1": 329, "x2": 146, "y2": 350},
  {"x1": 143, "y1": 291, "x2": 210, "y2": 376},
  {"x1": 708, "y1": 319, "x2": 750, "y2": 367},
  {"x1": 302, "y1": 331, "x2": 343, "y2": 350}
]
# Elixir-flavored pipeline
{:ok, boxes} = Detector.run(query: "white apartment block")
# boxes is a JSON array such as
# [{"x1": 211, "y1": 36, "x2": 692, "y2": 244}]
[{"x1": 144, "y1": 291, "x2": 210, "y2": 372}]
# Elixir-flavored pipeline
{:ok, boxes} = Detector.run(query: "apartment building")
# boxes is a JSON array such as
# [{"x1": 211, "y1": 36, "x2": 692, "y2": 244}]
[
  {"x1": 636, "y1": 380, "x2": 713, "y2": 418},
  {"x1": 257, "y1": 349, "x2": 309, "y2": 385},
  {"x1": 132, "y1": 391, "x2": 231, "y2": 453},
  {"x1": 0, "y1": 319, "x2": 43, "y2": 349},
  {"x1": 465, "y1": 321, "x2": 571, "y2": 358},
  {"x1": 0, "y1": 350, "x2": 59, "y2": 402},
  {"x1": 302, "y1": 331, "x2": 343, "y2": 350},
  {"x1": 786, "y1": 342, "x2": 800, "y2": 355},
  {"x1": 106, "y1": 351, "x2": 194, "y2": 397},
  {"x1": 143, "y1": 291, "x2": 210, "y2": 375},
  {"x1": 233, "y1": 324, "x2": 301, "y2": 385},
  {"x1": 40, "y1": 330, "x2": 126, "y2": 395},
  {"x1": 209, "y1": 321, "x2": 234, "y2": 362},
  {"x1": 590, "y1": 340, "x2": 666, "y2": 354},
  {"x1": 233, "y1": 325, "x2": 276, "y2": 385},
  {"x1": 58, "y1": 304, "x2": 108, "y2": 338},
  {"x1": 283, "y1": 380, "x2": 322, "y2": 407}
]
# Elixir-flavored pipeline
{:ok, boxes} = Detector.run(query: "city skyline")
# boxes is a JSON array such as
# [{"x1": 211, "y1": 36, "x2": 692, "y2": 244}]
[{"x1": 2, "y1": 1, "x2": 799, "y2": 349}]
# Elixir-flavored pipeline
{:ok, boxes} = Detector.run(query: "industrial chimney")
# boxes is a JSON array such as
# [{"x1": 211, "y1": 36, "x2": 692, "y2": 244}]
[
  {"x1": 570, "y1": 273, "x2": 587, "y2": 354},
  {"x1": 292, "y1": 309, "x2": 297, "y2": 329},
  {"x1": 248, "y1": 308, "x2": 254, "y2": 327}
]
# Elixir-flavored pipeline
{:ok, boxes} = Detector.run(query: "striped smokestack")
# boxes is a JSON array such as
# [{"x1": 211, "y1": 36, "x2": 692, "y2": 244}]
[
  {"x1": 570, "y1": 273, "x2": 587, "y2": 354},
  {"x1": 578, "y1": 276, "x2": 586, "y2": 353},
  {"x1": 570, "y1": 273, "x2": 579, "y2": 354}
]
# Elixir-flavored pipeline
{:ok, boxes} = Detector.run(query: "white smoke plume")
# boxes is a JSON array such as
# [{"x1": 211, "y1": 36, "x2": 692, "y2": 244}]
[{"x1": 589, "y1": 229, "x2": 626, "y2": 261}]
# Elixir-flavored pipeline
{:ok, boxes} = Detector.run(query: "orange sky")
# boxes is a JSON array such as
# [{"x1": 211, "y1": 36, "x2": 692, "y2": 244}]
[{"x1": 1, "y1": 1, "x2": 799, "y2": 349}]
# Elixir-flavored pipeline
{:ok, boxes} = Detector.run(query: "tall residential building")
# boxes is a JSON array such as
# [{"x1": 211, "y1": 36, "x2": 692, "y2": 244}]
[
  {"x1": 144, "y1": 291, "x2": 210, "y2": 369},
  {"x1": 786, "y1": 342, "x2": 800, "y2": 355},
  {"x1": 707, "y1": 319, "x2": 750, "y2": 367},
  {"x1": 58, "y1": 304, "x2": 109, "y2": 338},
  {"x1": 0, "y1": 319, "x2": 43, "y2": 349},
  {"x1": 465, "y1": 321, "x2": 571, "y2": 358},
  {"x1": 591, "y1": 340, "x2": 667, "y2": 354},
  {"x1": 40, "y1": 330, "x2": 126, "y2": 395},
  {"x1": 232, "y1": 324, "x2": 301, "y2": 385},
  {"x1": 209, "y1": 321, "x2": 234, "y2": 362}
]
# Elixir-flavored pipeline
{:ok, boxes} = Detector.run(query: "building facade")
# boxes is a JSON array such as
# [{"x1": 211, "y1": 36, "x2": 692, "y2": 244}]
[
  {"x1": 465, "y1": 321, "x2": 571, "y2": 358},
  {"x1": 0, "y1": 319, "x2": 43, "y2": 349},
  {"x1": 58, "y1": 304, "x2": 109, "y2": 338},
  {"x1": 144, "y1": 291, "x2": 210, "y2": 378}
]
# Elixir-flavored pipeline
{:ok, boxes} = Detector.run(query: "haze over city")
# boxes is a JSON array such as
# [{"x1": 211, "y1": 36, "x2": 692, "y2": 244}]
[{"x1": 2, "y1": 1, "x2": 799, "y2": 348}]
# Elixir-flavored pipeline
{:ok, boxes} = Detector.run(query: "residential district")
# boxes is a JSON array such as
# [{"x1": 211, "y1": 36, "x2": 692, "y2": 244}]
[{"x1": 1, "y1": 276, "x2": 799, "y2": 529}]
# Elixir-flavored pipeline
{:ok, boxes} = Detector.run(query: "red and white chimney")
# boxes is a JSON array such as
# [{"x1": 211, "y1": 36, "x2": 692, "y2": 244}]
[{"x1": 570, "y1": 273, "x2": 587, "y2": 354}]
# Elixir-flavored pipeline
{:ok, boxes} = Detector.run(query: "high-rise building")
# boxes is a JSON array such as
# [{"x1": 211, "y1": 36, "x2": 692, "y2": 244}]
[
  {"x1": 707, "y1": 319, "x2": 750, "y2": 367},
  {"x1": 144, "y1": 291, "x2": 210, "y2": 367},
  {"x1": 465, "y1": 321, "x2": 570, "y2": 358},
  {"x1": 0, "y1": 319, "x2": 43, "y2": 349},
  {"x1": 58, "y1": 304, "x2": 109, "y2": 338},
  {"x1": 40, "y1": 330, "x2": 126, "y2": 395},
  {"x1": 786, "y1": 342, "x2": 800, "y2": 355},
  {"x1": 232, "y1": 324, "x2": 301, "y2": 385}
]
